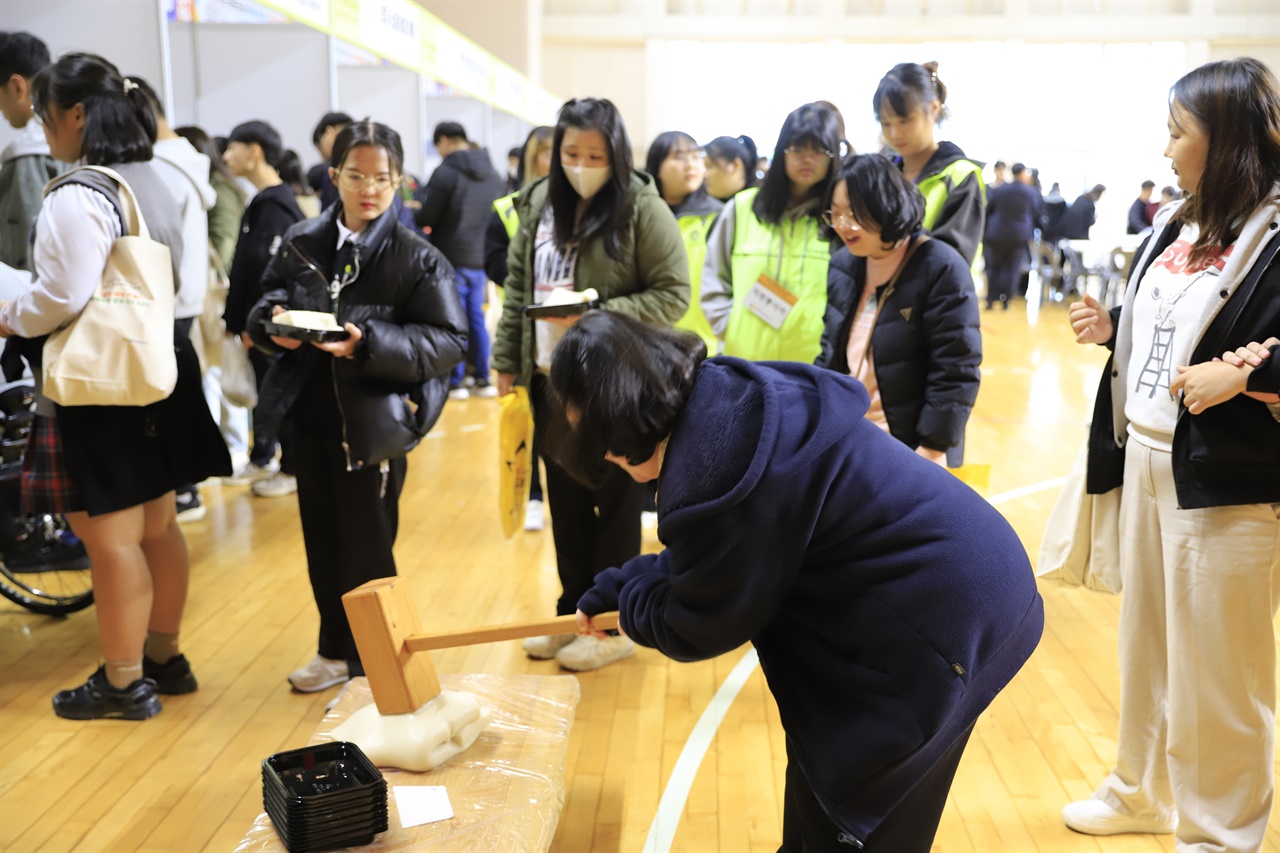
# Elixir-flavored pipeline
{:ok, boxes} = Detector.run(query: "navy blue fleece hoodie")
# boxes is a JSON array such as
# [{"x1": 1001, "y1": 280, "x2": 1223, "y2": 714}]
[{"x1": 578, "y1": 358, "x2": 1043, "y2": 844}]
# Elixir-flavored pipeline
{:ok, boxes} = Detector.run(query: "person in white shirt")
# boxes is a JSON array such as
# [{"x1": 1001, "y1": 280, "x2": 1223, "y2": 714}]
[
  {"x1": 1064, "y1": 57, "x2": 1280, "y2": 852},
  {"x1": 0, "y1": 52, "x2": 230, "y2": 722}
]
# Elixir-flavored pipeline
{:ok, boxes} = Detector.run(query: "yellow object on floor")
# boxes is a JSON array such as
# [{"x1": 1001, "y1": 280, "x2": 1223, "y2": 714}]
[
  {"x1": 498, "y1": 386, "x2": 534, "y2": 538},
  {"x1": 950, "y1": 463, "x2": 991, "y2": 494}
]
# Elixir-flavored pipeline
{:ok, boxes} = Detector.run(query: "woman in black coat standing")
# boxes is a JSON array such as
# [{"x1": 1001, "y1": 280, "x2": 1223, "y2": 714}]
[
  {"x1": 247, "y1": 120, "x2": 467, "y2": 693},
  {"x1": 816, "y1": 154, "x2": 981, "y2": 468}
]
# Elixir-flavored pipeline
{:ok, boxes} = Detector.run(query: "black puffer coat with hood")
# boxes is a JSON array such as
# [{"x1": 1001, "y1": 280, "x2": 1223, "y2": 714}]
[{"x1": 248, "y1": 202, "x2": 467, "y2": 470}]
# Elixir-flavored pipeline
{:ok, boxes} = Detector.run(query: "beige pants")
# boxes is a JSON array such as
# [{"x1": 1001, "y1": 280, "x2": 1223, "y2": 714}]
[{"x1": 1096, "y1": 439, "x2": 1280, "y2": 852}]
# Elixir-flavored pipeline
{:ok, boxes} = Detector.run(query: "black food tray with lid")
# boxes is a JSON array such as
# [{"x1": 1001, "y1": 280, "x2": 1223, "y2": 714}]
[
  {"x1": 522, "y1": 299, "x2": 599, "y2": 319},
  {"x1": 262, "y1": 321, "x2": 350, "y2": 343}
]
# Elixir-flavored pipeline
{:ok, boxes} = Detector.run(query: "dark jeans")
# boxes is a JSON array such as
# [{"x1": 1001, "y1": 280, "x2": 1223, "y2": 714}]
[
  {"x1": 294, "y1": 426, "x2": 407, "y2": 673},
  {"x1": 531, "y1": 373, "x2": 644, "y2": 616},
  {"x1": 451, "y1": 268, "x2": 490, "y2": 387},
  {"x1": 779, "y1": 724, "x2": 974, "y2": 853},
  {"x1": 984, "y1": 240, "x2": 1026, "y2": 308},
  {"x1": 248, "y1": 347, "x2": 294, "y2": 474}
]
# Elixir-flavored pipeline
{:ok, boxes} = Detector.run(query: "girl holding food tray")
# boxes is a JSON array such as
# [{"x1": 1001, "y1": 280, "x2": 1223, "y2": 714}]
[{"x1": 247, "y1": 119, "x2": 466, "y2": 694}]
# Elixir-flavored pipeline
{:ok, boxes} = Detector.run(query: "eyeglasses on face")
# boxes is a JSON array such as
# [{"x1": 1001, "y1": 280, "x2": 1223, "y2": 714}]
[
  {"x1": 338, "y1": 170, "x2": 397, "y2": 192},
  {"x1": 784, "y1": 145, "x2": 834, "y2": 161},
  {"x1": 667, "y1": 149, "x2": 707, "y2": 165},
  {"x1": 820, "y1": 210, "x2": 863, "y2": 230}
]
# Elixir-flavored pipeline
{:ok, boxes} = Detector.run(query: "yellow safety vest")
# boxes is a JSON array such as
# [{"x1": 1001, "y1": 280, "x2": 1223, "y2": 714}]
[
  {"x1": 917, "y1": 159, "x2": 986, "y2": 273},
  {"x1": 674, "y1": 212, "x2": 719, "y2": 350},
  {"x1": 494, "y1": 193, "x2": 519, "y2": 240},
  {"x1": 724, "y1": 187, "x2": 830, "y2": 363}
]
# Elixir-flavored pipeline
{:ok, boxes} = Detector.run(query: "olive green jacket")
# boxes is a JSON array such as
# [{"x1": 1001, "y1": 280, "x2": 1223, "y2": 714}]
[{"x1": 492, "y1": 170, "x2": 690, "y2": 382}]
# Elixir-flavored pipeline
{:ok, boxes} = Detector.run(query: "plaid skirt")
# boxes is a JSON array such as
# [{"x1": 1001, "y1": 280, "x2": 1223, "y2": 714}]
[{"x1": 21, "y1": 413, "x2": 81, "y2": 516}]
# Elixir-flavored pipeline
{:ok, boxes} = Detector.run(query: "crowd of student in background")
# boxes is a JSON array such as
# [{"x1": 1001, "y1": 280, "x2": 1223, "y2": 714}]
[{"x1": 0, "y1": 29, "x2": 1277, "y2": 853}]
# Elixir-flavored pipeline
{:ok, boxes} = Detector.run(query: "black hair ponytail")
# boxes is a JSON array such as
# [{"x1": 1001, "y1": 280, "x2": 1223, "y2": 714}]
[
  {"x1": 705, "y1": 135, "x2": 761, "y2": 189},
  {"x1": 873, "y1": 61, "x2": 951, "y2": 125},
  {"x1": 32, "y1": 52, "x2": 155, "y2": 165}
]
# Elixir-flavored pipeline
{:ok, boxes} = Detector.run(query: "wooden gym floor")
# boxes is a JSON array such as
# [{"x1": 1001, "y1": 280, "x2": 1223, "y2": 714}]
[{"x1": 0, "y1": 301, "x2": 1277, "y2": 852}]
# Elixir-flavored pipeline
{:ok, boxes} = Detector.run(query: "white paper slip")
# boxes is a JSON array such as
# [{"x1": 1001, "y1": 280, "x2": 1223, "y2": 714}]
[{"x1": 394, "y1": 785, "x2": 454, "y2": 829}]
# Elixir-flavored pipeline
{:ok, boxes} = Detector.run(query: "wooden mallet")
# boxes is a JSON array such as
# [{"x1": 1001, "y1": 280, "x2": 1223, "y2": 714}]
[{"x1": 342, "y1": 576, "x2": 620, "y2": 715}]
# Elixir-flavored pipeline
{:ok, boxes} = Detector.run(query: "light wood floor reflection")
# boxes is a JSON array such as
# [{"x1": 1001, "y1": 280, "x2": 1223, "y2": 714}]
[{"x1": 1, "y1": 302, "x2": 1276, "y2": 852}]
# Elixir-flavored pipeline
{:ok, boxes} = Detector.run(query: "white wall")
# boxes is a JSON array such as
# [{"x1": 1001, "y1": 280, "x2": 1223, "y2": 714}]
[
  {"x1": 168, "y1": 23, "x2": 332, "y2": 161},
  {"x1": 338, "y1": 65, "x2": 425, "y2": 178},
  {"x1": 541, "y1": 44, "x2": 647, "y2": 163},
  {"x1": 0, "y1": 0, "x2": 166, "y2": 154}
]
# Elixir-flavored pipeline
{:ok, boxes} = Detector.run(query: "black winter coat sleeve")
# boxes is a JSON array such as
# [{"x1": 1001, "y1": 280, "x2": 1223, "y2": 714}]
[
  {"x1": 930, "y1": 171, "x2": 985, "y2": 267},
  {"x1": 915, "y1": 257, "x2": 982, "y2": 451},
  {"x1": 355, "y1": 249, "x2": 467, "y2": 385},
  {"x1": 414, "y1": 166, "x2": 456, "y2": 230},
  {"x1": 483, "y1": 208, "x2": 510, "y2": 287}
]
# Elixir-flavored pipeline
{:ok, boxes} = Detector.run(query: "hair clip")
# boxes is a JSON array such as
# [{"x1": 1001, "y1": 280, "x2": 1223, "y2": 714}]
[{"x1": 122, "y1": 78, "x2": 138, "y2": 94}]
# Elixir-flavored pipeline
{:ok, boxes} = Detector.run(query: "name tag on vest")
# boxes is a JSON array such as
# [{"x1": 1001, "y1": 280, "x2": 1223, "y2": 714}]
[{"x1": 744, "y1": 273, "x2": 799, "y2": 330}]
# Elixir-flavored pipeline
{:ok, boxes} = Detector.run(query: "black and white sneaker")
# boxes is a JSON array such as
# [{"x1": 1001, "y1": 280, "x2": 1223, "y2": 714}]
[
  {"x1": 52, "y1": 667, "x2": 162, "y2": 721},
  {"x1": 175, "y1": 489, "x2": 206, "y2": 523}
]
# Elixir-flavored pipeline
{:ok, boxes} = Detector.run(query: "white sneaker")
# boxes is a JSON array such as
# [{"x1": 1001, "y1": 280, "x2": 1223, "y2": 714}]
[
  {"x1": 252, "y1": 472, "x2": 297, "y2": 498},
  {"x1": 288, "y1": 656, "x2": 350, "y2": 693},
  {"x1": 222, "y1": 459, "x2": 279, "y2": 486},
  {"x1": 522, "y1": 633, "x2": 575, "y2": 660},
  {"x1": 524, "y1": 500, "x2": 544, "y2": 531},
  {"x1": 470, "y1": 382, "x2": 499, "y2": 399},
  {"x1": 1062, "y1": 799, "x2": 1176, "y2": 836},
  {"x1": 448, "y1": 387, "x2": 470, "y2": 400},
  {"x1": 555, "y1": 635, "x2": 635, "y2": 671},
  {"x1": 641, "y1": 511, "x2": 658, "y2": 530}
]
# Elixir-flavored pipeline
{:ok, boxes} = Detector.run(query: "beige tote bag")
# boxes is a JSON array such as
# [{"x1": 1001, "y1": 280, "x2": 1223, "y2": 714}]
[
  {"x1": 1036, "y1": 440, "x2": 1122, "y2": 594},
  {"x1": 42, "y1": 166, "x2": 178, "y2": 407}
]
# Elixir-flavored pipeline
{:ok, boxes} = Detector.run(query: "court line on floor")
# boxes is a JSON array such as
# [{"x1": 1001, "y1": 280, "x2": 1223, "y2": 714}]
[
  {"x1": 641, "y1": 473, "x2": 1067, "y2": 851},
  {"x1": 642, "y1": 646, "x2": 760, "y2": 853},
  {"x1": 987, "y1": 476, "x2": 1068, "y2": 506}
]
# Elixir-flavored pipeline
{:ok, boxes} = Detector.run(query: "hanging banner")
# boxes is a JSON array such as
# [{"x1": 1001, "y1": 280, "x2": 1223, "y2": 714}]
[
  {"x1": 492, "y1": 62, "x2": 526, "y2": 118},
  {"x1": 435, "y1": 25, "x2": 492, "y2": 103},
  {"x1": 166, "y1": 0, "x2": 293, "y2": 24},
  {"x1": 357, "y1": 0, "x2": 422, "y2": 70},
  {"x1": 526, "y1": 85, "x2": 564, "y2": 126},
  {"x1": 256, "y1": 0, "x2": 329, "y2": 29}
]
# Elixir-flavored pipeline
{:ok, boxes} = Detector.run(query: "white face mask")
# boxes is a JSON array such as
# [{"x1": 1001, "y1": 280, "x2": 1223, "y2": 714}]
[{"x1": 564, "y1": 164, "x2": 612, "y2": 199}]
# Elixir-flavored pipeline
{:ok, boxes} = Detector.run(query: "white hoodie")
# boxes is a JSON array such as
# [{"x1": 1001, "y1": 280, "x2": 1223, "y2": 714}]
[{"x1": 151, "y1": 137, "x2": 215, "y2": 320}]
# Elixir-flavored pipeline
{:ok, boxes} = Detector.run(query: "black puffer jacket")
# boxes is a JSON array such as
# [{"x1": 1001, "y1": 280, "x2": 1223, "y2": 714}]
[
  {"x1": 816, "y1": 237, "x2": 982, "y2": 465},
  {"x1": 414, "y1": 149, "x2": 506, "y2": 269},
  {"x1": 248, "y1": 203, "x2": 467, "y2": 469}
]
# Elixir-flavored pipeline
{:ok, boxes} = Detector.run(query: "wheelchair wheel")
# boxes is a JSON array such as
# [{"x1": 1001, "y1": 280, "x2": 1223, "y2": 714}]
[
  {"x1": 0, "y1": 552, "x2": 94, "y2": 615},
  {"x1": 0, "y1": 562, "x2": 94, "y2": 615},
  {"x1": 0, "y1": 515, "x2": 94, "y2": 616}
]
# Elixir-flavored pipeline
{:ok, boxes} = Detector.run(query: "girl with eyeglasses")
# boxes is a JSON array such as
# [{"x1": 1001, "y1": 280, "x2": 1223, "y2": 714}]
[
  {"x1": 491, "y1": 98, "x2": 690, "y2": 673},
  {"x1": 646, "y1": 131, "x2": 724, "y2": 351},
  {"x1": 245, "y1": 119, "x2": 467, "y2": 694},
  {"x1": 815, "y1": 154, "x2": 981, "y2": 469},
  {"x1": 875, "y1": 62, "x2": 986, "y2": 270},
  {"x1": 701, "y1": 103, "x2": 840, "y2": 363},
  {"x1": 703, "y1": 134, "x2": 760, "y2": 202}
]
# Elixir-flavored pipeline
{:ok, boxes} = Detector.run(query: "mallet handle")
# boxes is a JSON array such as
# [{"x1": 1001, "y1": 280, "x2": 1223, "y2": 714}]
[{"x1": 403, "y1": 612, "x2": 620, "y2": 652}]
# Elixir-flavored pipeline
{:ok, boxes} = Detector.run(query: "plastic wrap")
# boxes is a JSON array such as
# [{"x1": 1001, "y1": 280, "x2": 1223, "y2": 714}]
[{"x1": 236, "y1": 674, "x2": 580, "y2": 853}]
